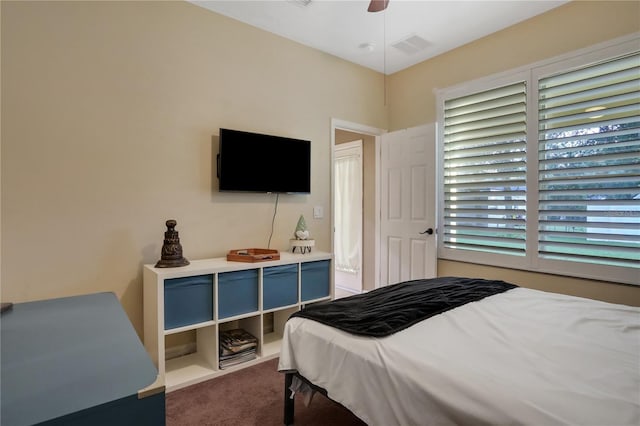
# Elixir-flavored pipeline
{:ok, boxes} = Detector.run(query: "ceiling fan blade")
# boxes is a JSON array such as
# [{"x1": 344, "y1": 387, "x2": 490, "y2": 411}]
[{"x1": 367, "y1": 0, "x2": 389, "y2": 13}]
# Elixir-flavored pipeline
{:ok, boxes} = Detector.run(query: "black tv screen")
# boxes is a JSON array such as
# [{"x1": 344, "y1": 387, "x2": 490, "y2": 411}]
[{"x1": 217, "y1": 128, "x2": 311, "y2": 194}]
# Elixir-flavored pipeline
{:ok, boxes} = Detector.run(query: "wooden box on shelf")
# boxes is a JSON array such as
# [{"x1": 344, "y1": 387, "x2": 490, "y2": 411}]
[{"x1": 227, "y1": 248, "x2": 280, "y2": 263}]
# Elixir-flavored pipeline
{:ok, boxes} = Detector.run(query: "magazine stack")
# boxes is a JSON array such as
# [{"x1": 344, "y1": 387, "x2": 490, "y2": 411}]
[{"x1": 219, "y1": 328, "x2": 258, "y2": 369}]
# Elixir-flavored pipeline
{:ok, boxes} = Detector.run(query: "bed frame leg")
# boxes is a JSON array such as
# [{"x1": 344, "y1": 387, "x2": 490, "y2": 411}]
[{"x1": 284, "y1": 373, "x2": 295, "y2": 425}]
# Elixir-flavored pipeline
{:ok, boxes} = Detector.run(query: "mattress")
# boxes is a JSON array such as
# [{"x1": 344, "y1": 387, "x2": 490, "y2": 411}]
[{"x1": 278, "y1": 287, "x2": 640, "y2": 426}]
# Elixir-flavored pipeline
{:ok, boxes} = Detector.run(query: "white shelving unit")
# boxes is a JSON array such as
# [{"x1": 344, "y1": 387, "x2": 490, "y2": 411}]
[{"x1": 143, "y1": 251, "x2": 332, "y2": 392}]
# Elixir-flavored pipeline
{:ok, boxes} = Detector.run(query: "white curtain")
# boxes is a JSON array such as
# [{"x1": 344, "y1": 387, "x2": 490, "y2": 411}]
[{"x1": 334, "y1": 144, "x2": 362, "y2": 274}]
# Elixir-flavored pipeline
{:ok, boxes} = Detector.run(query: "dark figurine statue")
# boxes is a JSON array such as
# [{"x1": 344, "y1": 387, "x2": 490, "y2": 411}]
[{"x1": 155, "y1": 219, "x2": 190, "y2": 268}]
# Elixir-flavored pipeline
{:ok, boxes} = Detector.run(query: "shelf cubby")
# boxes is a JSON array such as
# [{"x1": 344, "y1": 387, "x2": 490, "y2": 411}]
[{"x1": 143, "y1": 251, "x2": 332, "y2": 392}]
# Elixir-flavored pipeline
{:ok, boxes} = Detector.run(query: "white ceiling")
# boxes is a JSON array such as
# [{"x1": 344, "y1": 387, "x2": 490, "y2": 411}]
[{"x1": 189, "y1": 0, "x2": 568, "y2": 75}]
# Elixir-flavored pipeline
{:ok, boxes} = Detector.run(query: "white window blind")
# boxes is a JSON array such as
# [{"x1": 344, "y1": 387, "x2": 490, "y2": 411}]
[
  {"x1": 443, "y1": 82, "x2": 527, "y2": 256},
  {"x1": 538, "y1": 53, "x2": 640, "y2": 268}
]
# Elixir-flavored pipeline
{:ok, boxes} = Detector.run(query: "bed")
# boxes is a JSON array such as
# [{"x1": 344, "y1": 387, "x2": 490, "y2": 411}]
[{"x1": 278, "y1": 277, "x2": 640, "y2": 426}]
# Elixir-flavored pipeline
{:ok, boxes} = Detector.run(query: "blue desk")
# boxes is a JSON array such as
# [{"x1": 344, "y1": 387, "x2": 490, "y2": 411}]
[{"x1": 1, "y1": 292, "x2": 165, "y2": 425}]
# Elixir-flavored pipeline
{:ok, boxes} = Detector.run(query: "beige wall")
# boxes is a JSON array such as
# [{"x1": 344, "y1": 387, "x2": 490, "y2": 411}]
[
  {"x1": 2, "y1": 0, "x2": 639, "y2": 341},
  {"x1": 388, "y1": 1, "x2": 640, "y2": 129},
  {"x1": 388, "y1": 0, "x2": 640, "y2": 305},
  {"x1": 0, "y1": 1, "x2": 387, "y2": 335}
]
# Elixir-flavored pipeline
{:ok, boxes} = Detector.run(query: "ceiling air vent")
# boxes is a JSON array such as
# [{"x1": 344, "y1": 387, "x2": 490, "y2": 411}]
[
  {"x1": 288, "y1": 0, "x2": 312, "y2": 7},
  {"x1": 391, "y1": 35, "x2": 430, "y2": 55}
]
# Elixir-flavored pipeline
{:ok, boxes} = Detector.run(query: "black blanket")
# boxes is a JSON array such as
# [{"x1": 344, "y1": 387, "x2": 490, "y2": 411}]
[{"x1": 290, "y1": 276, "x2": 517, "y2": 337}]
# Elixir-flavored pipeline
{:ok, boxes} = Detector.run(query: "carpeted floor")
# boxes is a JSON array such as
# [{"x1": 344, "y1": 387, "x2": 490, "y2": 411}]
[{"x1": 166, "y1": 357, "x2": 367, "y2": 426}]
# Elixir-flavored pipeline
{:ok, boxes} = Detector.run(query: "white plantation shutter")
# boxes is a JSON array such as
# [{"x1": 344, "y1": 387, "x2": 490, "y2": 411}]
[
  {"x1": 443, "y1": 82, "x2": 527, "y2": 256},
  {"x1": 538, "y1": 53, "x2": 640, "y2": 268},
  {"x1": 438, "y1": 37, "x2": 640, "y2": 284}
]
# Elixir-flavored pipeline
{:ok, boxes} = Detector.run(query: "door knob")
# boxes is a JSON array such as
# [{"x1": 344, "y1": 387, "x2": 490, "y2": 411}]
[{"x1": 420, "y1": 228, "x2": 434, "y2": 235}]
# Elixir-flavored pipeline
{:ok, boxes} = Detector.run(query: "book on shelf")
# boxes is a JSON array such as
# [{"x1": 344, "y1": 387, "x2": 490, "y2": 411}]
[
  {"x1": 219, "y1": 328, "x2": 258, "y2": 353},
  {"x1": 219, "y1": 346, "x2": 256, "y2": 360},
  {"x1": 218, "y1": 328, "x2": 259, "y2": 369},
  {"x1": 219, "y1": 348, "x2": 257, "y2": 369}
]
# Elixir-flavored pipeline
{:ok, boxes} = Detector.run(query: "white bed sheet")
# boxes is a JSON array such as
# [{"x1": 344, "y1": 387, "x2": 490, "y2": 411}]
[{"x1": 278, "y1": 287, "x2": 640, "y2": 426}]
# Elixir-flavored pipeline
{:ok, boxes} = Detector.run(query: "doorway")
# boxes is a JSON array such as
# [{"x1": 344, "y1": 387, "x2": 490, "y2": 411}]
[
  {"x1": 334, "y1": 140, "x2": 363, "y2": 296},
  {"x1": 331, "y1": 119, "x2": 384, "y2": 298},
  {"x1": 331, "y1": 119, "x2": 438, "y2": 299}
]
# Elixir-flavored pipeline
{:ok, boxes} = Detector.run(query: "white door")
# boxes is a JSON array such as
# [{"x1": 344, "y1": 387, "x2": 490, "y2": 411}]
[{"x1": 380, "y1": 123, "x2": 437, "y2": 286}]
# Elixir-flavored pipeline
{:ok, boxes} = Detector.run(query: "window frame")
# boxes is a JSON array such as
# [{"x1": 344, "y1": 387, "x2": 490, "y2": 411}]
[{"x1": 436, "y1": 34, "x2": 640, "y2": 285}]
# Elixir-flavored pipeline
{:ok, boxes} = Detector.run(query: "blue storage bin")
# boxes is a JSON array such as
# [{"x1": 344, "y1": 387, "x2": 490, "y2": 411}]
[
  {"x1": 218, "y1": 269, "x2": 259, "y2": 318},
  {"x1": 164, "y1": 275, "x2": 213, "y2": 330},
  {"x1": 263, "y1": 264, "x2": 298, "y2": 310},
  {"x1": 301, "y1": 260, "x2": 330, "y2": 301}
]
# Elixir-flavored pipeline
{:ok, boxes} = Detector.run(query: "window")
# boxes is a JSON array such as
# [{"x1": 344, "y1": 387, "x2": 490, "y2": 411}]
[
  {"x1": 538, "y1": 53, "x2": 639, "y2": 269},
  {"x1": 438, "y1": 36, "x2": 639, "y2": 285},
  {"x1": 443, "y1": 82, "x2": 527, "y2": 257}
]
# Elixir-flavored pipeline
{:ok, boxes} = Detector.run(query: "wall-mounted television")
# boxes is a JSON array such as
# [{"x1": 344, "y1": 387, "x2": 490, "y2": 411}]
[{"x1": 217, "y1": 128, "x2": 311, "y2": 194}]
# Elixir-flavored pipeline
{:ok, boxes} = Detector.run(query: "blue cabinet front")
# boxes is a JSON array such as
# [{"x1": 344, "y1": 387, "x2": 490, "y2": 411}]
[
  {"x1": 218, "y1": 269, "x2": 259, "y2": 318},
  {"x1": 263, "y1": 264, "x2": 298, "y2": 310},
  {"x1": 301, "y1": 260, "x2": 330, "y2": 301},
  {"x1": 164, "y1": 275, "x2": 214, "y2": 330}
]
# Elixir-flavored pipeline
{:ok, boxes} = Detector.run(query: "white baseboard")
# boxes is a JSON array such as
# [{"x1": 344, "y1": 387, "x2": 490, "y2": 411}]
[{"x1": 335, "y1": 285, "x2": 361, "y2": 294}]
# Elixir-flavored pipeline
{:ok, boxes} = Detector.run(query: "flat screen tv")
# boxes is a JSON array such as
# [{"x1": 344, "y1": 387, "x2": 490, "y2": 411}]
[{"x1": 217, "y1": 128, "x2": 311, "y2": 194}]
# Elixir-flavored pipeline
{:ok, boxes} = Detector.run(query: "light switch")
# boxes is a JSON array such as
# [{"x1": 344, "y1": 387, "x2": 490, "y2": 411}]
[{"x1": 313, "y1": 206, "x2": 323, "y2": 219}]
